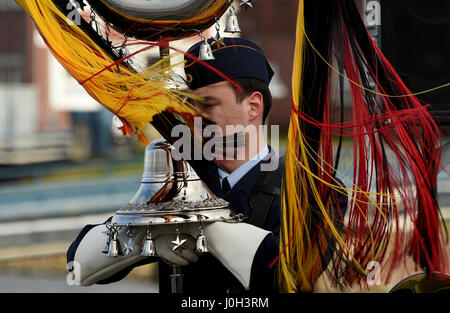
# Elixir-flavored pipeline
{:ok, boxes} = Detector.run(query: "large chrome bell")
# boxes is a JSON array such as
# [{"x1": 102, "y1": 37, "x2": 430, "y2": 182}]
[{"x1": 111, "y1": 138, "x2": 232, "y2": 227}]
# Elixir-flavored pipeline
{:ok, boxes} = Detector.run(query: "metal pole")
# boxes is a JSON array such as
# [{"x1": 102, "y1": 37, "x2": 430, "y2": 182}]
[
  {"x1": 159, "y1": 45, "x2": 171, "y2": 71},
  {"x1": 158, "y1": 43, "x2": 185, "y2": 294},
  {"x1": 170, "y1": 265, "x2": 184, "y2": 293}
]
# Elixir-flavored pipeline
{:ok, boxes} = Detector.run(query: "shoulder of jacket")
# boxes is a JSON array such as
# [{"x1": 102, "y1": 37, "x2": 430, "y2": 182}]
[{"x1": 251, "y1": 153, "x2": 285, "y2": 195}]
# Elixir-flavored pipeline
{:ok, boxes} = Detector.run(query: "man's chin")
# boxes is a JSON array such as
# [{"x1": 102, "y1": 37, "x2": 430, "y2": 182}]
[
  {"x1": 214, "y1": 159, "x2": 230, "y2": 168},
  {"x1": 213, "y1": 158, "x2": 245, "y2": 173}
]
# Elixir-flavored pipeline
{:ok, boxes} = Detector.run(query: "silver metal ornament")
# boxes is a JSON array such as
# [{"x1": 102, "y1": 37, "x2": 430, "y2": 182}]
[
  {"x1": 122, "y1": 228, "x2": 136, "y2": 255},
  {"x1": 198, "y1": 38, "x2": 215, "y2": 61},
  {"x1": 195, "y1": 224, "x2": 208, "y2": 253},
  {"x1": 102, "y1": 223, "x2": 114, "y2": 253},
  {"x1": 224, "y1": 7, "x2": 241, "y2": 33},
  {"x1": 195, "y1": 234, "x2": 208, "y2": 253},
  {"x1": 122, "y1": 237, "x2": 135, "y2": 256},
  {"x1": 171, "y1": 227, "x2": 187, "y2": 252},
  {"x1": 107, "y1": 232, "x2": 123, "y2": 257},
  {"x1": 239, "y1": 0, "x2": 253, "y2": 10},
  {"x1": 211, "y1": 20, "x2": 225, "y2": 48},
  {"x1": 90, "y1": 20, "x2": 103, "y2": 37},
  {"x1": 102, "y1": 236, "x2": 111, "y2": 254},
  {"x1": 119, "y1": 46, "x2": 130, "y2": 60},
  {"x1": 118, "y1": 38, "x2": 130, "y2": 61},
  {"x1": 89, "y1": 8, "x2": 103, "y2": 37},
  {"x1": 141, "y1": 229, "x2": 157, "y2": 257},
  {"x1": 195, "y1": 235, "x2": 208, "y2": 253}
]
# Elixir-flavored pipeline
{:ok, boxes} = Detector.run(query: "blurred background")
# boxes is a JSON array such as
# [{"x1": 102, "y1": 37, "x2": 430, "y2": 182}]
[{"x1": 0, "y1": 0, "x2": 449, "y2": 292}]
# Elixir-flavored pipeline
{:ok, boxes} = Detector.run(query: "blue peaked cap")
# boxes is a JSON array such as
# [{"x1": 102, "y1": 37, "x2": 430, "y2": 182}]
[{"x1": 184, "y1": 37, "x2": 274, "y2": 90}]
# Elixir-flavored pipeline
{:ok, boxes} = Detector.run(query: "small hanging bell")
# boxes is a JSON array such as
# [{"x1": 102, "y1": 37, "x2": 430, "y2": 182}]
[
  {"x1": 102, "y1": 236, "x2": 111, "y2": 254},
  {"x1": 90, "y1": 20, "x2": 103, "y2": 37},
  {"x1": 118, "y1": 38, "x2": 130, "y2": 60},
  {"x1": 103, "y1": 224, "x2": 113, "y2": 253},
  {"x1": 198, "y1": 38, "x2": 215, "y2": 61},
  {"x1": 224, "y1": 8, "x2": 242, "y2": 33},
  {"x1": 141, "y1": 229, "x2": 157, "y2": 257},
  {"x1": 195, "y1": 224, "x2": 208, "y2": 253},
  {"x1": 89, "y1": 7, "x2": 103, "y2": 38},
  {"x1": 107, "y1": 232, "x2": 123, "y2": 257},
  {"x1": 119, "y1": 46, "x2": 129, "y2": 59}
]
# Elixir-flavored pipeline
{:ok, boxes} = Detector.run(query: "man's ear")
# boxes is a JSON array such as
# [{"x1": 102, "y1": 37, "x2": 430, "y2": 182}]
[{"x1": 247, "y1": 91, "x2": 264, "y2": 121}]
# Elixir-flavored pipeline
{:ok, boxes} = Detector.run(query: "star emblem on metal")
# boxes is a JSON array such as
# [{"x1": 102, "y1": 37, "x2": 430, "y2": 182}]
[
  {"x1": 239, "y1": 0, "x2": 253, "y2": 10},
  {"x1": 212, "y1": 36, "x2": 226, "y2": 49},
  {"x1": 123, "y1": 237, "x2": 135, "y2": 255},
  {"x1": 171, "y1": 234, "x2": 188, "y2": 252},
  {"x1": 211, "y1": 22, "x2": 225, "y2": 49},
  {"x1": 211, "y1": 21, "x2": 226, "y2": 49}
]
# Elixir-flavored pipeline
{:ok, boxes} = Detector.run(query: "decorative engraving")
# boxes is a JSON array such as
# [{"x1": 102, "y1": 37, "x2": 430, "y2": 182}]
[{"x1": 117, "y1": 198, "x2": 229, "y2": 214}]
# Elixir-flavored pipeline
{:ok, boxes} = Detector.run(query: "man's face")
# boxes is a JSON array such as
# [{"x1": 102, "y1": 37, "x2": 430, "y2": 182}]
[
  {"x1": 191, "y1": 80, "x2": 265, "y2": 170},
  {"x1": 191, "y1": 81, "x2": 252, "y2": 167},
  {"x1": 191, "y1": 80, "x2": 248, "y2": 132}
]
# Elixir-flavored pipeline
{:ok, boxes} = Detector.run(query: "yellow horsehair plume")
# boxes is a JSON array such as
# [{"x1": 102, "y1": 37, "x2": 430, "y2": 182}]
[{"x1": 16, "y1": 0, "x2": 195, "y2": 144}]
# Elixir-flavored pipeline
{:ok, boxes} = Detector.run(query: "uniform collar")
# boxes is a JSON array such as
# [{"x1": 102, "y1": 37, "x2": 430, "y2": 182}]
[{"x1": 217, "y1": 145, "x2": 269, "y2": 190}]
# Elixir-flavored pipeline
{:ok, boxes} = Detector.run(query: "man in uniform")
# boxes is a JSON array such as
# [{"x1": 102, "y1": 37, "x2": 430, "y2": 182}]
[
  {"x1": 67, "y1": 37, "x2": 284, "y2": 293},
  {"x1": 160, "y1": 37, "x2": 284, "y2": 292}
]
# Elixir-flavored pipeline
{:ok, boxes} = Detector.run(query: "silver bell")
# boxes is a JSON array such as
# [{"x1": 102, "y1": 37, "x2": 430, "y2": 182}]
[
  {"x1": 107, "y1": 232, "x2": 123, "y2": 257},
  {"x1": 224, "y1": 11, "x2": 241, "y2": 33},
  {"x1": 195, "y1": 225, "x2": 208, "y2": 253},
  {"x1": 90, "y1": 20, "x2": 103, "y2": 37},
  {"x1": 196, "y1": 234, "x2": 208, "y2": 253},
  {"x1": 118, "y1": 39, "x2": 131, "y2": 61},
  {"x1": 198, "y1": 39, "x2": 215, "y2": 61},
  {"x1": 102, "y1": 237, "x2": 111, "y2": 254},
  {"x1": 119, "y1": 46, "x2": 129, "y2": 59},
  {"x1": 141, "y1": 231, "x2": 157, "y2": 257}
]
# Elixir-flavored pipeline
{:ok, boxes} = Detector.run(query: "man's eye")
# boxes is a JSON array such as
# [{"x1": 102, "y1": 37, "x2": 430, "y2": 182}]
[{"x1": 202, "y1": 103, "x2": 215, "y2": 108}]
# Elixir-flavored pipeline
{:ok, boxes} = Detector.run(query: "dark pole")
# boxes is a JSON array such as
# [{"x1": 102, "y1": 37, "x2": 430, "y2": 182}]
[
  {"x1": 170, "y1": 265, "x2": 184, "y2": 293},
  {"x1": 158, "y1": 43, "x2": 184, "y2": 294}
]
